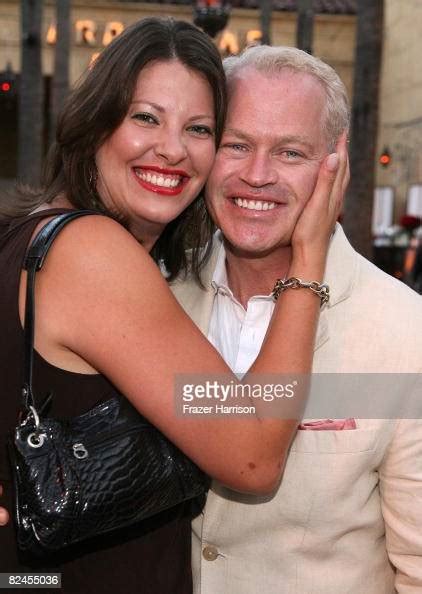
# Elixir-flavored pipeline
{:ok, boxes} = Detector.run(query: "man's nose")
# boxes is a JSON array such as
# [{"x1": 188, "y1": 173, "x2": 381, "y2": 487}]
[
  {"x1": 154, "y1": 128, "x2": 188, "y2": 165},
  {"x1": 240, "y1": 152, "x2": 277, "y2": 187}
]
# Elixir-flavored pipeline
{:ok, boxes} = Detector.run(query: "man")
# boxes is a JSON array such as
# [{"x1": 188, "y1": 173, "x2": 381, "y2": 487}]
[
  {"x1": 1, "y1": 45, "x2": 421, "y2": 593},
  {"x1": 171, "y1": 46, "x2": 422, "y2": 593}
]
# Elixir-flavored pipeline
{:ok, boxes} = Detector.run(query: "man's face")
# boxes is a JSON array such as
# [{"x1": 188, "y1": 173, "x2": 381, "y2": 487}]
[{"x1": 206, "y1": 67, "x2": 330, "y2": 257}]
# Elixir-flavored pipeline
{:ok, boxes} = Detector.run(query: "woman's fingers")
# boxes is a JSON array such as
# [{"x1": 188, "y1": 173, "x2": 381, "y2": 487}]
[
  {"x1": 313, "y1": 150, "x2": 339, "y2": 206},
  {"x1": 291, "y1": 150, "x2": 339, "y2": 249},
  {"x1": 291, "y1": 130, "x2": 350, "y2": 251},
  {"x1": 0, "y1": 485, "x2": 9, "y2": 526},
  {"x1": 329, "y1": 132, "x2": 349, "y2": 219},
  {"x1": 304, "y1": 151, "x2": 339, "y2": 215},
  {"x1": 0, "y1": 509, "x2": 9, "y2": 526}
]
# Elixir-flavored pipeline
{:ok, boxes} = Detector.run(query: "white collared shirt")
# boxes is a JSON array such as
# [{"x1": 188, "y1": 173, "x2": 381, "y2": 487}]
[{"x1": 208, "y1": 235, "x2": 275, "y2": 375}]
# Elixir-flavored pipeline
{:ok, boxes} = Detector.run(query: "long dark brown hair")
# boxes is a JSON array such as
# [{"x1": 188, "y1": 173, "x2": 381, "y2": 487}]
[{"x1": 3, "y1": 17, "x2": 225, "y2": 281}]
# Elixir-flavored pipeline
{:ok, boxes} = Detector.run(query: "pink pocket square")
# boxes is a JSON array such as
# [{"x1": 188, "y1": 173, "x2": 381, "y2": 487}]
[{"x1": 298, "y1": 418, "x2": 357, "y2": 431}]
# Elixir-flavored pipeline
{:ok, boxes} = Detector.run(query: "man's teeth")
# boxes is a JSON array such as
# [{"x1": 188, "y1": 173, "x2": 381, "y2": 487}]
[
  {"x1": 135, "y1": 170, "x2": 182, "y2": 188},
  {"x1": 233, "y1": 198, "x2": 277, "y2": 211}
]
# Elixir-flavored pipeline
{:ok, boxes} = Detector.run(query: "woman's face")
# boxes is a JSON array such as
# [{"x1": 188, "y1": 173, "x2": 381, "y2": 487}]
[{"x1": 95, "y1": 59, "x2": 216, "y2": 247}]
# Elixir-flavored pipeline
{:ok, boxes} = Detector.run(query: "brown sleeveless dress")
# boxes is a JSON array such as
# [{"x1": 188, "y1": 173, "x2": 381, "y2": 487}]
[{"x1": 0, "y1": 209, "x2": 193, "y2": 593}]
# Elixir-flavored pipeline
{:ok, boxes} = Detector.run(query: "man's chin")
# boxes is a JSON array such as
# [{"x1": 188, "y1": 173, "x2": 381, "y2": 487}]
[{"x1": 222, "y1": 235, "x2": 292, "y2": 260}]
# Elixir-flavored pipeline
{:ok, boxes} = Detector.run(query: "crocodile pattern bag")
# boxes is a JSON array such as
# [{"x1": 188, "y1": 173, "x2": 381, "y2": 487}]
[{"x1": 8, "y1": 211, "x2": 210, "y2": 556}]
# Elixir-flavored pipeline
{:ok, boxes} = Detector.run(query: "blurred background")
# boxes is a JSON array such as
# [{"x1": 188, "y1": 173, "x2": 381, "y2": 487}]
[{"x1": 0, "y1": 0, "x2": 421, "y2": 290}]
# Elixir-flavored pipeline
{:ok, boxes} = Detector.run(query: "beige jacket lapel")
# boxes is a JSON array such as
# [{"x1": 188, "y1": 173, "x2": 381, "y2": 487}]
[{"x1": 170, "y1": 236, "x2": 223, "y2": 335}]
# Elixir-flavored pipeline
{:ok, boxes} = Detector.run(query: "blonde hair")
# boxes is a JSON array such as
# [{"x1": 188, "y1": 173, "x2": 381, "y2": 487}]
[{"x1": 224, "y1": 45, "x2": 350, "y2": 150}]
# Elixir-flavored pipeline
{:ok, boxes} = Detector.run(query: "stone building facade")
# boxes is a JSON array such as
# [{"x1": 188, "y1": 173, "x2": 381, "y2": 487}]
[
  {"x1": 1, "y1": 0, "x2": 421, "y2": 221},
  {"x1": 377, "y1": 0, "x2": 422, "y2": 220}
]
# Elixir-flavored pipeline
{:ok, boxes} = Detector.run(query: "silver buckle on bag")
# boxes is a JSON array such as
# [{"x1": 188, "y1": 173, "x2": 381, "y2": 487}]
[
  {"x1": 27, "y1": 432, "x2": 46, "y2": 448},
  {"x1": 26, "y1": 405, "x2": 47, "y2": 448},
  {"x1": 73, "y1": 443, "x2": 88, "y2": 459}
]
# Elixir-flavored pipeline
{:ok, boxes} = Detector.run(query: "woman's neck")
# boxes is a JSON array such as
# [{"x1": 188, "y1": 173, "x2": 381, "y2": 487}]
[{"x1": 32, "y1": 195, "x2": 73, "y2": 213}]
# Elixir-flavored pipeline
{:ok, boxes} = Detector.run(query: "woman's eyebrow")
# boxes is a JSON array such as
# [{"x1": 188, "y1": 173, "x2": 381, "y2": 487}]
[{"x1": 130, "y1": 99, "x2": 165, "y2": 112}]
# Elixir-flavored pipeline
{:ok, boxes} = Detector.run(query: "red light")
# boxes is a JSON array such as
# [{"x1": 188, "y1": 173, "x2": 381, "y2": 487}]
[
  {"x1": 1, "y1": 82, "x2": 11, "y2": 92},
  {"x1": 379, "y1": 148, "x2": 391, "y2": 168}
]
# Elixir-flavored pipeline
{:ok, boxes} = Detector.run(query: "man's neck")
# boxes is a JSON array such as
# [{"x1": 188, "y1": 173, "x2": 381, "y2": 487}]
[{"x1": 224, "y1": 240, "x2": 292, "y2": 308}]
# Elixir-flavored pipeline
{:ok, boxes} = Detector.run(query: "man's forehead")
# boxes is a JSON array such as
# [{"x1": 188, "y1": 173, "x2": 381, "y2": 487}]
[
  {"x1": 223, "y1": 125, "x2": 316, "y2": 149},
  {"x1": 225, "y1": 66, "x2": 328, "y2": 149},
  {"x1": 226, "y1": 67, "x2": 327, "y2": 119},
  {"x1": 227, "y1": 65, "x2": 325, "y2": 94}
]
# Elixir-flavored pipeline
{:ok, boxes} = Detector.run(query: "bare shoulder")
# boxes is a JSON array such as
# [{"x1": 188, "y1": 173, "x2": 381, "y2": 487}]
[
  {"x1": 33, "y1": 213, "x2": 175, "y2": 357},
  {"x1": 40, "y1": 214, "x2": 164, "y2": 287},
  {"x1": 49, "y1": 214, "x2": 144, "y2": 257}
]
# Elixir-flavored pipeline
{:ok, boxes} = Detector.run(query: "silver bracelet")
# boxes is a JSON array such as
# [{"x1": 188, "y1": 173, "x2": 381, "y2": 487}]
[{"x1": 272, "y1": 277, "x2": 330, "y2": 306}]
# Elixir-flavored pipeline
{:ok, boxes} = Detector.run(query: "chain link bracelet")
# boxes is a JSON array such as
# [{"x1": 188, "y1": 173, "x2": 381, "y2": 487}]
[{"x1": 272, "y1": 277, "x2": 330, "y2": 307}]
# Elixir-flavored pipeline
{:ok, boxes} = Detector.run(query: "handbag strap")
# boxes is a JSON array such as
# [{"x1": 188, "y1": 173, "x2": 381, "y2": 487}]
[{"x1": 22, "y1": 210, "x2": 100, "y2": 410}]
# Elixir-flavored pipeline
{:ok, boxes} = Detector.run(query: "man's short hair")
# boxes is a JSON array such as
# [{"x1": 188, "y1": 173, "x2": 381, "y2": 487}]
[{"x1": 224, "y1": 45, "x2": 350, "y2": 151}]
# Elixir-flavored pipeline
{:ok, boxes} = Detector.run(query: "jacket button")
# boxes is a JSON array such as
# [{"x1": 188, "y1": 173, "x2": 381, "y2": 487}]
[{"x1": 202, "y1": 545, "x2": 219, "y2": 561}]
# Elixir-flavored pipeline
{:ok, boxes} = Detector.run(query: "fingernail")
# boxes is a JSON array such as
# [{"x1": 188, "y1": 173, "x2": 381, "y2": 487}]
[
  {"x1": 0, "y1": 512, "x2": 8, "y2": 526},
  {"x1": 326, "y1": 153, "x2": 339, "y2": 172}
]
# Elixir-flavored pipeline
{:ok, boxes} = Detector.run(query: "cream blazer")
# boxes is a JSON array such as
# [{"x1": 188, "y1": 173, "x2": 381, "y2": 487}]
[{"x1": 171, "y1": 225, "x2": 422, "y2": 594}]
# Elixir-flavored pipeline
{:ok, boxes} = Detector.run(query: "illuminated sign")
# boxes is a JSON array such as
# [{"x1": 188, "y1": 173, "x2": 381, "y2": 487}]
[
  {"x1": 46, "y1": 20, "x2": 262, "y2": 55},
  {"x1": 246, "y1": 29, "x2": 262, "y2": 45},
  {"x1": 102, "y1": 21, "x2": 125, "y2": 46},
  {"x1": 75, "y1": 20, "x2": 97, "y2": 45},
  {"x1": 46, "y1": 22, "x2": 56, "y2": 45},
  {"x1": 47, "y1": 20, "x2": 120, "y2": 47},
  {"x1": 218, "y1": 30, "x2": 239, "y2": 54}
]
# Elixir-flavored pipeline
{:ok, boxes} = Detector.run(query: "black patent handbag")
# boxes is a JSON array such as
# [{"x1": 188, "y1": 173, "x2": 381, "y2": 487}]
[{"x1": 8, "y1": 211, "x2": 209, "y2": 556}]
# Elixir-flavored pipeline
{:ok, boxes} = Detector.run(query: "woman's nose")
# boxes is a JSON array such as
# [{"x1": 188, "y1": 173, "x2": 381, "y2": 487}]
[{"x1": 154, "y1": 129, "x2": 188, "y2": 165}]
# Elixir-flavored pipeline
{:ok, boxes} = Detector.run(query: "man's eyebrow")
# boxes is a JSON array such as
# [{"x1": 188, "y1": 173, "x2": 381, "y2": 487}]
[
  {"x1": 223, "y1": 128, "x2": 314, "y2": 150},
  {"x1": 278, "y1": 135, "x2": 314, "y2": 150},
  {"x1": 222, "y1": 128, "x2": 255, "y2": 143}
]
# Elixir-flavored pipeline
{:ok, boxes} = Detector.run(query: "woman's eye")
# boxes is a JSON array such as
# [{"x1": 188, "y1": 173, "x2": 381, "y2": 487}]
[
  {"x1": 188, "y1": 125, "x2": 213, "y2": 137},
  {"x1": 131, "y1": 112, "x2": 158, "y2": 125}
]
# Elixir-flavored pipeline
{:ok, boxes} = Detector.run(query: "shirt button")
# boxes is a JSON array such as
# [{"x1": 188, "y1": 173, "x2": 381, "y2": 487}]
[{"x1": 202, "y1": 545, "x2": 219, "y2": 561}]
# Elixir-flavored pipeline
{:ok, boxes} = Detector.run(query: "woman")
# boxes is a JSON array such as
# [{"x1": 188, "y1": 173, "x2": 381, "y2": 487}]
[{"x1": 0, "y1": 17, "x2": 347, "y2": 594}]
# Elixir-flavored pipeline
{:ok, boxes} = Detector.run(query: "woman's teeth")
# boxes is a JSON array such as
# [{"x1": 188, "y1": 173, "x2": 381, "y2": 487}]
[
  {"x1": 234, "y1": 198, "x2": 277, "y2": 211},
  {"x1": 135, "y1": 170, "x2": 182, "y2": 188}
]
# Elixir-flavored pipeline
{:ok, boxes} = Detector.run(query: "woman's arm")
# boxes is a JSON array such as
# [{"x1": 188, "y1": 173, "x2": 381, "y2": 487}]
[{"x1": 21, "y1": 142, "x2": 348, "y2": 495}]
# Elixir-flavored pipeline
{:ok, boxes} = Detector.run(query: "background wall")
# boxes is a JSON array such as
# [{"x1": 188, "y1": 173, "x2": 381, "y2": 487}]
[
  {"x1": 6, "y1": 0, "x2": 421, "y2": 221},
  {"x1": 377, "y1": 0, "x2": 422, "y2": 219}
]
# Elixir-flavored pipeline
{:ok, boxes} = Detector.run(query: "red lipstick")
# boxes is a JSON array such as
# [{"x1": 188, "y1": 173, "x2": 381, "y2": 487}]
[{"x1": 132, "y1": 166, "x2": 189, "y2": 196}]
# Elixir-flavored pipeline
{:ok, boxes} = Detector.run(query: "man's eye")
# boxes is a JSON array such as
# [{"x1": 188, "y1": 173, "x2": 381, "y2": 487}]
[
  {"x1": 223, "y1": 143, "x2": 247, "y2": 152},
  {"x1": 283, "y1": 150, "x2": 301, "y2": 159},
  {"x1": 131, "y1": 113, "x2": 158, "y2": 124},
  {"x1": 188, "y1": 125, "x2": 213, "y2": 137}
]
